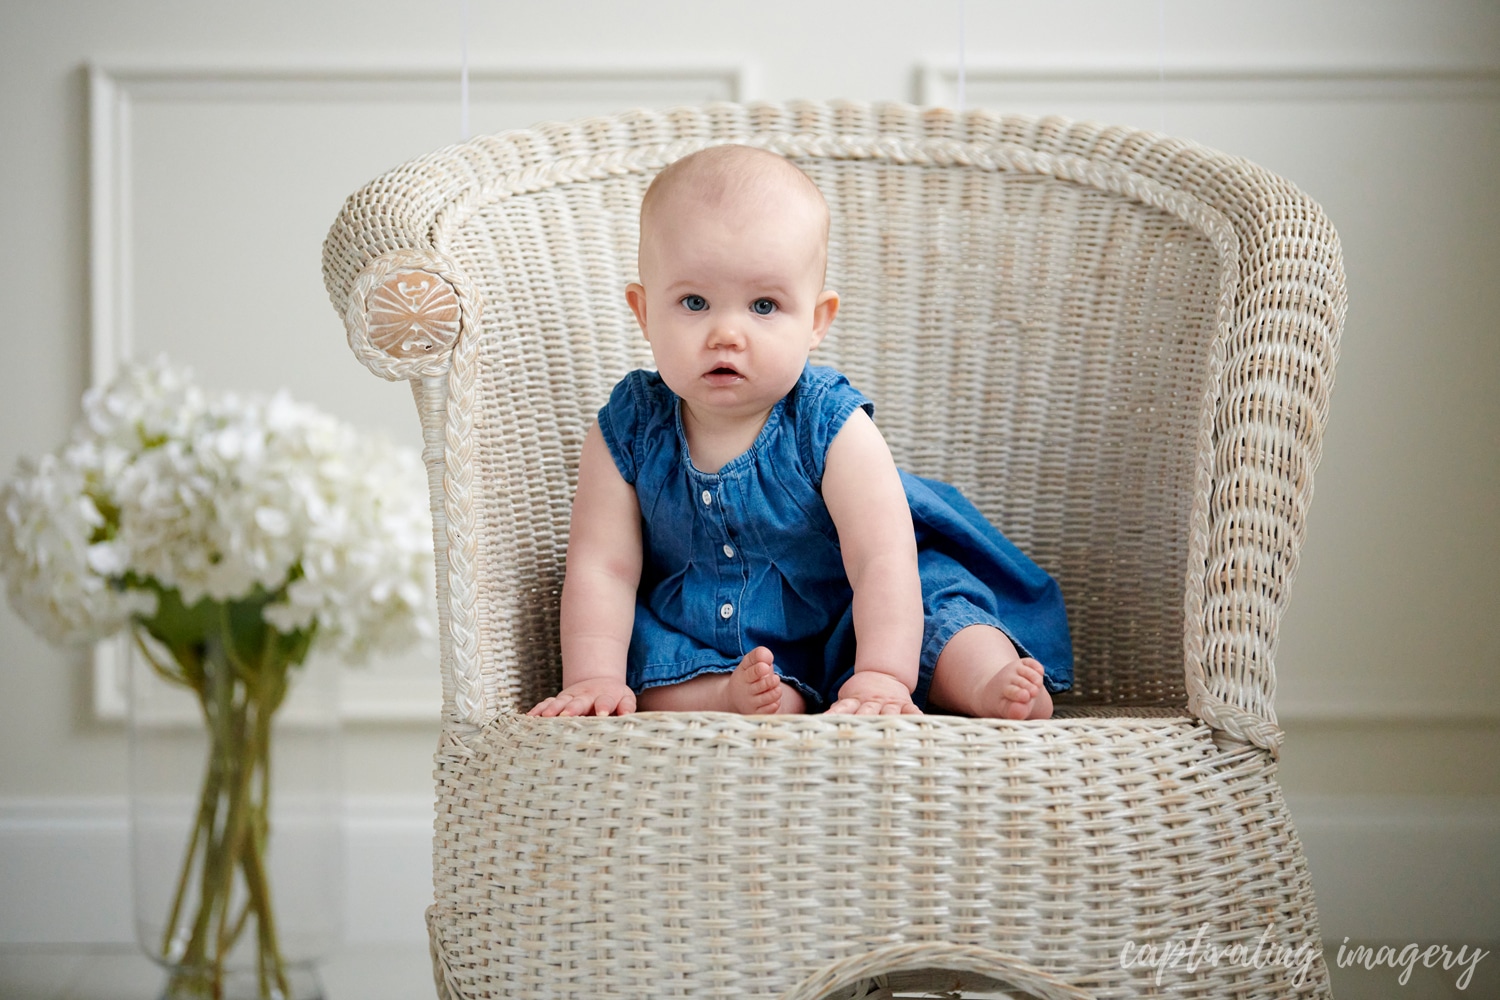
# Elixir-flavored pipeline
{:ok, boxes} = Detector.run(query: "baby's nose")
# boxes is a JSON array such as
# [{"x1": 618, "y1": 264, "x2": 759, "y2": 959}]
[{"x1": 706, "y1": 320, "x2": 746, "y2": 347}]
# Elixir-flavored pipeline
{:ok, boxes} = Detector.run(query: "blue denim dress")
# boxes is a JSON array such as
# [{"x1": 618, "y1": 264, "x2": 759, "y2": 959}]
[{"x1": 598, "y1": 364, "x2": 1073, "y2": 711}]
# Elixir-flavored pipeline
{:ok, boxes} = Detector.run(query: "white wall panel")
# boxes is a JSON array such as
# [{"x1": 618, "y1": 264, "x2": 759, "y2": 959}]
[
  {"x1": 922, "y1": 59, "x2": 1500, "y2": 724},
  {"x1": 0, "y1": 797, "x2": 431, "y2": 945},
  {"x1": 86, "y1": 60, "x2": 745, "y2": 720}
]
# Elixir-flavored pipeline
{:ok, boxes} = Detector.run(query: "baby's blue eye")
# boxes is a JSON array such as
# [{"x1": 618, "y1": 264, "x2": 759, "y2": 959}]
[
  {"x1": 751, "y1": 298, "x2": 777, "y2": 316},
  {"x1": 681, "y1": 294, "x2": 708, "y2": 312}
]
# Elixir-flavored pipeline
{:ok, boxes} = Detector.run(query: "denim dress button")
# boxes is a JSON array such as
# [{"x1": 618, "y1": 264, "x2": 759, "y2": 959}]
[{"x1": 719, "y1": 603, "x2": 733, "y2": 619}]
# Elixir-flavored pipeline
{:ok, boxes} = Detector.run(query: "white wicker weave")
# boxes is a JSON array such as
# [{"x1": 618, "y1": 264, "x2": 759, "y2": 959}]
[{"x1": 324, "y1": 100, "x2": 1345, "y2": 999}]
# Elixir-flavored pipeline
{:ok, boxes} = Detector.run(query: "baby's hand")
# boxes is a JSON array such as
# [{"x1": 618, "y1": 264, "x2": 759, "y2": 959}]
[
  {"x1": 827, "y1": 670, "x2": 922, "y2": 716},
  {"x1": 528, "y1": 677, "x2": 637, "y2": 717}
]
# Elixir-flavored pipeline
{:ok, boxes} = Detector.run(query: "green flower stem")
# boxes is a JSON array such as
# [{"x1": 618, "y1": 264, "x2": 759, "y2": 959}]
[
  {"x1": 249, "y1": 644, "x2": 291, "y2": 999},
  {"x1": 141, "y1": 598, "x2": 308, "y2": 1000},
  {"x1": 211, "y1": 678, "x2": 251, "y2": 976},
  {"x1": 139, "y1": 632, "x2": 213, "y2": 960},
  {"x1": 175, "y1": 655, "x2": 244, "y2": 998},
  {"x1": 134, "y1": 628, "x2": 190, "y2": 688}
]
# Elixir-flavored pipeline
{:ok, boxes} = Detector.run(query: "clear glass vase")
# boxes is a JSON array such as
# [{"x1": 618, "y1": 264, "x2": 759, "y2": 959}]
[{"x1": 129, "y1": 636, "x2": 343, "y2": 1000}]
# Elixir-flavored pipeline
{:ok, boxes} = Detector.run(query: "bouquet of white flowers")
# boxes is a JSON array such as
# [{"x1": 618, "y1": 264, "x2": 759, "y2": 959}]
[{"x1": 0, "y1": 357, "x2": 434, "y2": 998}]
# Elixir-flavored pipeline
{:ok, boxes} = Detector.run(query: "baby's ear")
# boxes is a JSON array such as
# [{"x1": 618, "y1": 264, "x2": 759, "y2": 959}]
[
  {"x1": 811, "y1": 290, "x2": 840, "y2": 347},
  {"x1": 625, "y1": 283, "x2": 649, "y2": 338}
]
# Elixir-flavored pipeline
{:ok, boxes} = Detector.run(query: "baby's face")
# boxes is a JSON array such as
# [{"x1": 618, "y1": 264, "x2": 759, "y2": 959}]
[{"x1": 627, "y1": 184, "x2": 837, "y2": 425}]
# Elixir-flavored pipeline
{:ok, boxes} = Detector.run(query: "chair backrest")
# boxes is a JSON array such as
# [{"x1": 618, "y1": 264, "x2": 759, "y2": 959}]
[{"x1": 325, "y1": 101, "x2": 1344, "y2": 735}]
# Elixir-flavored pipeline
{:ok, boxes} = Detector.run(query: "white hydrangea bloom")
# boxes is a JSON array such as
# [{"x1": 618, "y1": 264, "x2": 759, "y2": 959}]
[
  {"x1": 0, "y1": 451, "x2": 156, "y2": 644},
  {"x1": 0, "y1": 357, "x2": 434, "y2": 664},
  {"x1": 265, "y1": 429, "x2": 434, "y2": 660}
]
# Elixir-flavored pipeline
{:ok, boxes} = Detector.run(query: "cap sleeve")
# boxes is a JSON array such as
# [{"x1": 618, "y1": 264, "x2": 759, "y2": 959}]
[
  {"x1": 795, "y1": 366, "x2": 875, "y2": 488},
  {"x1": 596, "y1": 370, "x2": 650, "y2": 485}
]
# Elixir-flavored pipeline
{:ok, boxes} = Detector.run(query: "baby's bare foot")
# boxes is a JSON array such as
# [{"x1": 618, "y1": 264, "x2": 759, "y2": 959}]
[
  {"x1": 728, "y1": 646, "x2": 785, "y2": 715},
  {"x1": 980, "y1": 658, "x2": 1052, "y2": 720}
]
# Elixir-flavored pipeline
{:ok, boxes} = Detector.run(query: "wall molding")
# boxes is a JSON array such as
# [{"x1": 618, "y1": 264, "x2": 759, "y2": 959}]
[
  {"x1": 1277, "y1": 703, "x2": 1500, "y2": 726},
  {"x1": 915, "y1": 56, "x2": 1500, "y2": 728},
  {"x1": 84, "y1": 57, "x2": 747, "y2": 722},
  {"x1": 86, "y1": 55, "x2": 746, "y2": 372},
  {"x1": 5, "y1": 794, "x2": 1494, "y2": 946},
  {"x1": 915, "y1": 57, "x2": 1500, "y2": 107}
]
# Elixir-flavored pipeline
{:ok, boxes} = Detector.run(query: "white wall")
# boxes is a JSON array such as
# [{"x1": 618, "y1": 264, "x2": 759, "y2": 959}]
[{"x1": 1, "y1": 0, "x2": 1496, "y2": 971}]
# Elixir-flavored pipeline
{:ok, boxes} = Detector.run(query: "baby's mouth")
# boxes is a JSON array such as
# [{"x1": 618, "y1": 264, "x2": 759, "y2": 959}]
[{"x1": 703, "y1": 365, "x2": 744, "y2": 385}]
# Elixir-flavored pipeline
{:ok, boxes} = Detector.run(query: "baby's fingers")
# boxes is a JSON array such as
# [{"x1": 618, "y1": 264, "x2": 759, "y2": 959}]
[
  {"x1": 528, "y1": 696, "x2": 565, "y2": 717},
  {"x1": 560, "y1": 695, "x2": 600, "y2": 717},
  {"x1": 827, "y1": 697, "x2": 921, "y2": 716},
  {"x1": 592, "y1": 691, "x2": 637, "y2": 716}
]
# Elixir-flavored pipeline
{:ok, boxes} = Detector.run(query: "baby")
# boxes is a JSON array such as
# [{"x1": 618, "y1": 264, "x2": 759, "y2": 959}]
[{"x1": 529, "y1": 144, "x2": 1072, "y2": 719}]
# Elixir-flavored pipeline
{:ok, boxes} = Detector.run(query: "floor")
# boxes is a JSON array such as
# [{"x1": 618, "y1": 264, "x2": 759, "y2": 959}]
[
  {"x1": 0, "y1": 943, "x2": 1491, "y2": 998},
  {"x1": 0, "y1": 944, "x2": 434, "y2": 1000}
]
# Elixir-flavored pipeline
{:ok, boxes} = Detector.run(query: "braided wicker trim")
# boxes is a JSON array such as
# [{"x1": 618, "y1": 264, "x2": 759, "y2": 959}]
[
  {"x1": 345, "y1": 248, "x2": 479, "y2": 381},
  {"x1": 428, "y1": 130, "x2": 1243, "y2": 732},
  {"x1": 439, "y1": 301, "x2": 487, "y2": 722},
  {"x1": 1190, "y1": 691, "x2": 1285, "y2": 754},
  {"x1": 345, "y1": 248, "x2": 489, "y2": 721}
]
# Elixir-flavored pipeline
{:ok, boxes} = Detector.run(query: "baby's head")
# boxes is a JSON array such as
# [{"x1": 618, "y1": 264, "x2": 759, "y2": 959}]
[
  {"x1": 637, "y1": 144, "x2": 830, "y2": 283},
  {"x1": 627, "y1": 145, "x2": 840, "y2": 413}
]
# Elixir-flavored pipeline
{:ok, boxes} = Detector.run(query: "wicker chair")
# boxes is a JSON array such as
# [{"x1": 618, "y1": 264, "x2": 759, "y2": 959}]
[{"x1": 323, "y1": 100, "x2": 1345, "y2": 1000}]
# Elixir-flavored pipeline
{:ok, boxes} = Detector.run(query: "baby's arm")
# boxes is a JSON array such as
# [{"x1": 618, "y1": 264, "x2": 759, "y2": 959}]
[
  {"x1": 820, "y1": 408, "x2": 924, "y2": 715},
  {"x1": 528, "y1": 423, "x2": 643, "y2": 717}
]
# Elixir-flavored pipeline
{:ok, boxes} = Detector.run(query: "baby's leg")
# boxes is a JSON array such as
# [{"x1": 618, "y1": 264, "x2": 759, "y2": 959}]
[
  {"x1": 928, "y1": 624, "x2": 1053, "y2": 720},
  {"x1": 635, "y1": 647, "x2": 806, "y2": 714}
]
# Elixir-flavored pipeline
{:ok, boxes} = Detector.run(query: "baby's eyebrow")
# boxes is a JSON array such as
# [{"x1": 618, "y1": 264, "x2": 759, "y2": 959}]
[{"x1": 743, "y1": 280, "x2": 796, "y2": 300}]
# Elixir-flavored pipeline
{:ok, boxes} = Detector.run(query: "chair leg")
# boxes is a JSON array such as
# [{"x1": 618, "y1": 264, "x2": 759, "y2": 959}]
[{"x1": 427, "y1": 905, "x2": 459, "y2": 1000}]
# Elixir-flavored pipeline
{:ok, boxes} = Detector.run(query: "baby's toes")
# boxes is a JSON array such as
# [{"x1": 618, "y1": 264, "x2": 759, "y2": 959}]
[
  {"x1": 742, "y1": 675, "x2": 783, "y2": 713},
  {"x1": 746, "y1": 665, "x2": 779, "y2": 694},
  {"x1": 729, "y1": 650, "x2": 784, "y2": 714},
  {"x1": 997, "y1": 695, "x2": 1031, "y2": 720},
  {"x1": 999, "y1": 679, "x2": 1033, "y2": 705},
  {"x1": 735, "y1": 654, "x2": 773, "y2": 683},
  {"x1": 1015, "y1": 658, "x2": 1044, "y2": 691}
]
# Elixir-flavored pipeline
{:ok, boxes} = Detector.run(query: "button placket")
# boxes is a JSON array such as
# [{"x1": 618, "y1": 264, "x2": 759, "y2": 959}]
[{"x1": 702, "y1": 477, "x2": 746, "y2": 642}]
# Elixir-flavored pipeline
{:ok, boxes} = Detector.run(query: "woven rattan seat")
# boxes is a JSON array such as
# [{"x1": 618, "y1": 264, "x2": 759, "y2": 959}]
[{"x1": 324, "y1": 100, "x2": 1345, "y2": 999}]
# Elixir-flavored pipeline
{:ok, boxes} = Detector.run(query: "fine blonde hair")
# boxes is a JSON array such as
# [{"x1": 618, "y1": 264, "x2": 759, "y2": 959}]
[{"x1": 639, "y1": 145, "x2": 831, "y2": 274}]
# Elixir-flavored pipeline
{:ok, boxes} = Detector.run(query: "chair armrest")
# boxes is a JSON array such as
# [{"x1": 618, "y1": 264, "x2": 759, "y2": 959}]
[
  {"x1": 1136, "y1": 146, "x2": 1346, "y2": 754},
  {"x1": 342, "y1": 248, "x2": 477, "y2": 381}
]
